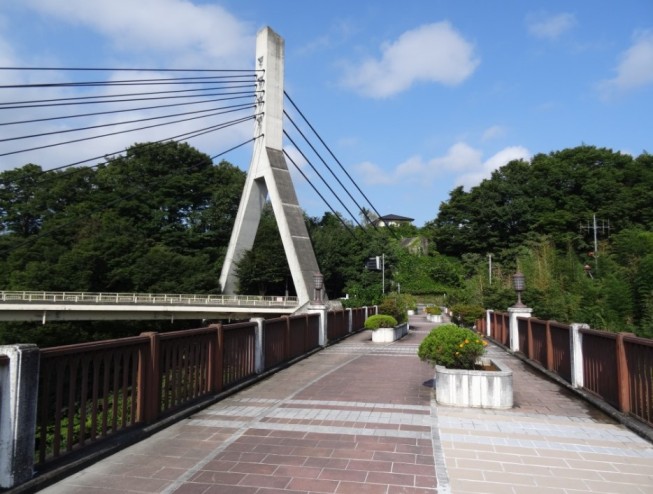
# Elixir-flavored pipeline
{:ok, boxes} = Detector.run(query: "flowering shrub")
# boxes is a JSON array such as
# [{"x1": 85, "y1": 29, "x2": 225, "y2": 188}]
[
  {"x1": 364, "y1": 314, "x2": 398, "y2": 330},
  {"x1": 417, "y1": 323, "x2": 488, "y2": 370}
]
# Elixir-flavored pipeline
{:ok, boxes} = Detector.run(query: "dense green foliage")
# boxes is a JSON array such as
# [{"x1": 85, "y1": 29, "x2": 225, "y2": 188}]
[
  {"x1": 418, "y1": 323, "x2": 488, "y2": 369},
  {"x1": 0, "y1": 141, "x2": 246, "y2": 344},
  {"x1": 427, "y1": 146, "x2": 653, "y2": 257},
  {"x1": 1, "y1": 143, "x2": 652, "y2": 345},
  {"x1": 363, "y1": 314, "x2": 398, "y2": 329}
]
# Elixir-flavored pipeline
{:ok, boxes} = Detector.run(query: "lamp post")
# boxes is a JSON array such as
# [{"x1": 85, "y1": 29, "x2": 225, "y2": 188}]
[
  {"x1": 512, "y1": 272, "x2": 525, "y2": 308},
  {"x1": 313, "y1": 272, "x2": 324, "y2": 303}
]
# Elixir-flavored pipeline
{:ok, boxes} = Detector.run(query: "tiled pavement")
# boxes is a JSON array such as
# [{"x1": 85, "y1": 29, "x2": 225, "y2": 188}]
[{"x1": 40, "y1": 315, "x2": 653, "y2": 494}]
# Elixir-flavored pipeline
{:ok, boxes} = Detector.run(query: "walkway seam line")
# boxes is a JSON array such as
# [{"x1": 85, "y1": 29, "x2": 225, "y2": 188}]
[
  {"x1": 161, "y1": 350, "x2": 365, "y2": 493},
  {"x1": 431, "y1": 396, "x2": 452, "y2": 494}
]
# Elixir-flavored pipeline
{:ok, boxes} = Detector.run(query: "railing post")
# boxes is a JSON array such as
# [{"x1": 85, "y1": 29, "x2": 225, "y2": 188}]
[
  {"x1": 140, "y1": 332, "x2": 160, "y2": 424},
  {"x1": 527, "y1": 318, "x2": 534, "y2": 359},
  {"x1": 570, "y1": 323, "x2": 587, "y2": 388},
  {"x1": 546, "y1": 321, "x2": 554, "y2": 370},
  {"x1": 249, "y1": 317, "x2": 265, "y2": 374},
  {"x1": 485, "y1": 310, "x2": 493, "y2": 337},
  {"x1": 308, "y1": 303, "x2": 328, "y2": 347},
  {"x1": 616, "y1": 333, "x2": 632, "y2": 413},
  {"x1": 0, "y1": 344, "x2": 40, "y2": 489},
  {"x1": 346, "y1": 308, "x2": 353, "y2": 333},
  {"x1": 508, "y1": 307, "x2": 532, "y2": 352},
  {"x1": 208, "y1": 324, "x2": 224, "y2": 393}
]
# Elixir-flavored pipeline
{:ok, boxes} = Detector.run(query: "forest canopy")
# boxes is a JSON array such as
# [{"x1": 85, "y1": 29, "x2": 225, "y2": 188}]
[{"x1": 1, "y1": 142, "x2": 652, "y2": 343}]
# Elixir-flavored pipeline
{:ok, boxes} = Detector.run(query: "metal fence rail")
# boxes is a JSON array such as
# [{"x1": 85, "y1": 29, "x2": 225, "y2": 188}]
[
  {"x1": 482, "y1": 312, "x2": 653, "y2": 428},
  {"x1": 0, "y1": 291, "x2": 298, "y2": 307}
]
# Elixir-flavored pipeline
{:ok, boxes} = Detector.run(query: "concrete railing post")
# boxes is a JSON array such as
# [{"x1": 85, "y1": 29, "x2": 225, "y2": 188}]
[
  {"x1": 485, "y1": 309, "x2": 493, "y2": 337},
  {"x1": 308, "y1": 304, "x2": 328, "y2": 347},
  {"x1": 508, "y1": 307, "x2": 532, "y2": 352},
  {"x1": 0, "y1": 344, "x2": 40, "y2": 489},
  {"x1": 346, "y1": 308, "x2": 353, "y2": 333},
  {"x1": 570, "y1": 323, "x2": 588, "y2": 388},
  {"x1": 250, "y1": 317, "x2": 265, "y2": 374}
]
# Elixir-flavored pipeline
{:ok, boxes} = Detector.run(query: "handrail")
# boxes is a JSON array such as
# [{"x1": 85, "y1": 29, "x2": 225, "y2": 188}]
[{"x1": 0, "y1": 290, "x2": 299, "y2": 307}]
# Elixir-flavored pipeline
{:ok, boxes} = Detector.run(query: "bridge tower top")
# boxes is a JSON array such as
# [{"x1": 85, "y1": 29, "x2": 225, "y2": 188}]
[{"x1": 219, "y1": 27, "x2": 323, "y2": 308}]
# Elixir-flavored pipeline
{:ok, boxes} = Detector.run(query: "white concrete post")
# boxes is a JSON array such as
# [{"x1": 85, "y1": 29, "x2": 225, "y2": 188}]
[
  {"x1": 250, "y1": 317, "x2": 265, "y2": 374},
  {"x1": 570, "y1": 323, "x2": 588, "y2": 388},
  {"x1": 508, "y1": 307, "x2": 532, "y2": 352},
  {"x1": 346, "y1": 308, "x2": 353, "y2": 333},
  {"x1": 485, "y1": 309, "x2": 494, "y2": 337},
  {"x1": 307, "y1": 304, "x2": 328, "y2": 346},
  {"x1": 0, "y1": 344, "x2": 39, "y2": 489}
]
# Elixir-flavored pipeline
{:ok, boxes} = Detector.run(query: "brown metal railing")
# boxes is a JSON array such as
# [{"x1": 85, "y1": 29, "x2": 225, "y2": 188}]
[
  {"x1": 36, "y1": 336, "x2": 150, "y2": 465},
  {"x1": 29, "y1": 308, "x2": 367, "y2": 470},
  {"x1": 581, "y1": 328, "x2": 620, "y2": 408},
  {"x1": 327, "y1": 310, "x2": 348, "y2": 341},
  {"x1": 481, "y1": 311, "x2": 652, "y2": 427},
  {"x1": 549, "y1": 321, "x2": 572, "y2": 383},
  {"x1": 264, "y1": 317, "x2": 288, "y2": 369},
  {"x1": 624, "y1": 335, "x2": 653, "y2": 426},
  {"x1": 288, "y1": 313, "x2": 320, "y2": 360},
  {"x1": 222, "y1": 322, "x2": 256, "y2": 389}
]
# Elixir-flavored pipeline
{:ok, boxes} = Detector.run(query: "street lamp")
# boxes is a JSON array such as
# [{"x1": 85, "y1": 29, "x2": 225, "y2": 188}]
[
  {"x1": 313, "y1": 272, "x2": 324, "y2": 303},
  {"x1": 512, "y1": 272, "x2": 525, "y2": 308}
]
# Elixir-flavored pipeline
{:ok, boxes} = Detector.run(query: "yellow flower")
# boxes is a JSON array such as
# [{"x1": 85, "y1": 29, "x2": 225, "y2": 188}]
[
  {"x1": 464, "y1": 339, "x2": 469, "y2": 344},
  {"x1": 459, "y1": 343, "x2": 464, "y2": 348}
]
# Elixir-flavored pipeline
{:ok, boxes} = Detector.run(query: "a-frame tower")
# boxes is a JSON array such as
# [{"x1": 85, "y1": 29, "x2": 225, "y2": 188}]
[{"x1": 219, "y1": 27, "x2": 323, "y2": 308}]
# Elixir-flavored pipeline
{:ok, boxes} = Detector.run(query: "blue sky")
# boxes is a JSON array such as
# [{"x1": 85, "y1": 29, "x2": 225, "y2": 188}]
[{"x1": 1, "y1": 1, "x2": 652, "y2": 226}]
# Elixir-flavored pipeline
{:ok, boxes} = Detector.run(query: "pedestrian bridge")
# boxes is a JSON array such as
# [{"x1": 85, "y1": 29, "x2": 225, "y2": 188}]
[{"x1": 0, "y1": 290, "x2": 300, "y2": 322}]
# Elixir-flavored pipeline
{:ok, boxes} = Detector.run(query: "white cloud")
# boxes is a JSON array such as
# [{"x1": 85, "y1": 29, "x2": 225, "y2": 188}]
[
  {"x1": 22, "y1": 0, "x2": 253, "y2": 67},
  {"x1": 353, "y1": 160, "x2": 394, "y2": 185},
  {"x1": 353, "y1": 143, "x2": 530, "y2": 190},
  {"x1": 598, "y1": 30, "x2": 653, "y2": 98},
  {"x1": 526, "y1": 12, "x2": 576, "y2": 40},
  {"x1": 455, "y1": 146, "x2": 531, "y2": 190},
  {"x1": 341, "y1": 21, "x2": 479, "y2": 98},
  {"x1": 481, "y1": 125, "x2": 507, "y2": 142}
]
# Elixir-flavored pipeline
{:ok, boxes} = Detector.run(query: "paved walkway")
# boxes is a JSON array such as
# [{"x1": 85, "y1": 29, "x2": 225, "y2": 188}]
[{"x1": 40, "y1": 315, "x2": 653, "y2": 494}]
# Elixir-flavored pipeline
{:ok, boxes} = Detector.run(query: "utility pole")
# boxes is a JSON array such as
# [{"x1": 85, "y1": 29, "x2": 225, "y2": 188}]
[
  {"x1": 580, "y1": 214, "x2": 610, "y2": 276},
  {"x1": 488, "y1": 253, "x2": 493, "y2": 285}
]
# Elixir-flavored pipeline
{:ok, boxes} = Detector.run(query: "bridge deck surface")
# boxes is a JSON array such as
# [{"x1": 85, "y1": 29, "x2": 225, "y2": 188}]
[{"x1": 40, "y1": 314, "x2": 653, "y2": 494}]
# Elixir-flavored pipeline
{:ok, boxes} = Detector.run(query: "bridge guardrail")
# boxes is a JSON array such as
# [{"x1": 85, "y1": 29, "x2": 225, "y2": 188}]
[{"x1": 0, "y1": 291, "x2": 299, "y2": 307}]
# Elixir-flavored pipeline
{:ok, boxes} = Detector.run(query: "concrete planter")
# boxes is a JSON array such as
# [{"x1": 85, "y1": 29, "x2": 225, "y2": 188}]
[
  {"x1": 435, "y1": 359, "x2": 513, "y2": 409},
  {"x1": 372, "y1": 323, "x2": 409, "y2": 343},
  {"x1": 426, "y1": 314, "x2": 442, "y2": 323}
]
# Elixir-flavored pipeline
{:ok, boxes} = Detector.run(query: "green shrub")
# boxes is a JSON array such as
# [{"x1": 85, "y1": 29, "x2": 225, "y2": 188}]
[
  {"x1": 425, "y1": 306, "x2": 442, "y2": 315},
  {"x1": 378, "y1": 292, "x2": 414, "y2": 323},
  {"x1": 450, "y1": 304, "x2": 485, "y2": 328},
  {"x1": 364, "y1": 314, "x2": 398, "y2": 330},
  {"x1": 417, "y1": 323, "x2": 487, "y2": 370}
]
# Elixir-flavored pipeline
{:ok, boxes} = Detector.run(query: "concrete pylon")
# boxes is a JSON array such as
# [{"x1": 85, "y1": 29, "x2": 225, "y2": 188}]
[{"x1": 219, "y1": 27, "x2": 323, "y2": 307}]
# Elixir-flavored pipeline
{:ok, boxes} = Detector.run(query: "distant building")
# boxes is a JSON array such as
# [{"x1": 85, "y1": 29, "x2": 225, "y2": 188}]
[{"x1": 373, "y1": 214, "x2": 414, "y2": 227}]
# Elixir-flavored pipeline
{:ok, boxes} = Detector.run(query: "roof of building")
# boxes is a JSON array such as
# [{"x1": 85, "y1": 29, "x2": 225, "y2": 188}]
[{"x1": 377, "y1": 214, "x2": 415, "y2": 222}]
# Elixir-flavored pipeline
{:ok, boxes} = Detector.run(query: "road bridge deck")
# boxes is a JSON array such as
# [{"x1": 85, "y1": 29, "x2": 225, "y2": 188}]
[
  {"x1": 0, "y1": 291, "x2": 299, "y2": 321},
  {"x1": 38, "y1": 314, "x2": 653, "y2": 494}
]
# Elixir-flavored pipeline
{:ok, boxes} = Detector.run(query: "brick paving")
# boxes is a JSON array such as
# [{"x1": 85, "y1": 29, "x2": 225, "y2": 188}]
[{"x1": 40, "y1": 315, "x2": 653, "y2": 494}]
